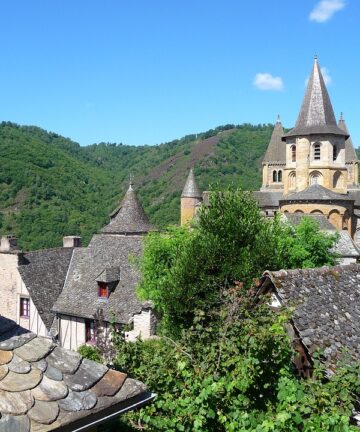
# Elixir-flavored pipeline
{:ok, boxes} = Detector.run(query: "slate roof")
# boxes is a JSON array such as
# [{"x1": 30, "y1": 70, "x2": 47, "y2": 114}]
[
  {"x1": 284, "y1": 213, "x2": 335, "y2": 231},
  {"x1": 258, "y1": 264, "x2": 360, "y2": 367},
  {"x1": 280, "y1": 184, "x2": 353, "y2": 202},
  {"x1": 52, "y1": 234, "x2": 150, "y2": 323},
  {"x1": 338, "y1": 114, "x2": 358, "y2": 163},
  {"x1": 0, "y1": 315, "x2": 153, "y2": 431},
  {"x1": 102, "y1": 185, "x2": 154, "y2": 235},
  {"x1": 283, "y1": 57, "x2": 348, "y2": 140},
  {"x1": 18, "y1": 248, "x2": 74, "y2": 332},
  {"x1": 181, "y1": 168, "x2": 202, "y2": 198},
  {"x1": 262, "y1": 117, "x2": 286, "y2": 163},
  {"x1": 252, "y1": 191, "x2": 283, "y2": 208}
]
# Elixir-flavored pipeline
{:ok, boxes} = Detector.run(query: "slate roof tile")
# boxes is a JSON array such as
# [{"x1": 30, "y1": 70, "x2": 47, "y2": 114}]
[{"x1": 0, "y1": 315, "x2": 153, "y2": 431}]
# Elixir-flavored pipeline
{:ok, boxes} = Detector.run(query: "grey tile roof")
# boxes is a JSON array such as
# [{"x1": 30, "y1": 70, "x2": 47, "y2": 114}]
[
  {"x1": 252, "y1": 191, "x2": 283, "y2": 208},
  {"x1": 349, "y1": 190, "x2": 360, "y2": 207},
  {"x1": 0, "y1": 315, "x2": 152, "y2": 431},
  {"x1": 338, "y1": 115, "x2": 358, "y2": 163},
  {"x1": 102, "y1": 185, "x2": 154, "y2": 234},
  {"x1": 262, "y1": 118, "x2": 286, "y2": 163},
  {"x1": 280, "y1": 184, "x2": 353, "y2": 202},
  {"x1": 260, "y1": 264, "x2": 360, "y2": 366},
  {"x1": 283, "y1": 57, "x2": 348, "y2": 140},
  {"x1": 18, "y1": 248, "x2": 74, "y2": 331},
  {"x1": 181, "y1": 168, "x2": 202, "y2": 198},
  {"x1": 284, "y1": 213, "x2": 336, "y2": 231},
  {"x1": 52, "y1": 234, "x2": 150, "y2": 323}
]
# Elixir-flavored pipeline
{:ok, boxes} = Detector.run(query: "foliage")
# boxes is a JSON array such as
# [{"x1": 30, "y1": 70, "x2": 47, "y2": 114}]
[
  {"x1": 138, "y1": 188, "x2": 338, "y2": 336},
  {"x1": 77, "y1": 344, "x2": 102, "y2": 363},
  {"x1": 114, "y1": 287, "x2": 360, "y2": 431},
  {"x1": 0, "y1": 121, "x2": 273, "y2": 249}
]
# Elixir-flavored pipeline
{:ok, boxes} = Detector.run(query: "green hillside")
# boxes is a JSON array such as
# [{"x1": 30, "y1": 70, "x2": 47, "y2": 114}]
[{"x1": 0, "y1": 121, "x2": 273, "y2": 250}]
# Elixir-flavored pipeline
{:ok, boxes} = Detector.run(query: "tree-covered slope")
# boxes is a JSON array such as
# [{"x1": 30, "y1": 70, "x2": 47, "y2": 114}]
[{"x1": 0, "y1": 121, "x2": 273, "y2": 250}]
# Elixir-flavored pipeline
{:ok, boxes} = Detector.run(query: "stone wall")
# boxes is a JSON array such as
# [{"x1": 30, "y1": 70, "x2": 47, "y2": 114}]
[
  {"x1": 0, "y1": 253, "x2": 19, "y2": 321},
  {"x1": 125, "y1": 309, "x2": 157, "y2": 342}
]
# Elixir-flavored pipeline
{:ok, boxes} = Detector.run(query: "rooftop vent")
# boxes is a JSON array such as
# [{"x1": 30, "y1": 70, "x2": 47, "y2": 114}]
[{"x1": 63, "y1": 236, "x2": 82, "y2": 248}]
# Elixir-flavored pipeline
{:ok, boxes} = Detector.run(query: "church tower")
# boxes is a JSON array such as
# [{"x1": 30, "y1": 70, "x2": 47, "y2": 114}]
[
  {"x1": 282, "y1": 56, "x2": 350, "y2": 195},
  {"x1": 181, "y1": 168, "x2": 202, "y2": 226},
  {"x1": 338, "y1": 113, "x2": 359, "y2": 188}
]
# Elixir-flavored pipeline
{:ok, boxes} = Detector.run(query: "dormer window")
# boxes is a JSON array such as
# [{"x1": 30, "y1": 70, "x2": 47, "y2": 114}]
[{"x1": 98, "y1": 282, "x2": 109, "y2": 298}]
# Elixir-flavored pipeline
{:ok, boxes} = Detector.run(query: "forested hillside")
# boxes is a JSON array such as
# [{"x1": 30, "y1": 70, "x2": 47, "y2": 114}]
[{"x1": 0, "y1": 121, "x2": 273, "y2": 250}]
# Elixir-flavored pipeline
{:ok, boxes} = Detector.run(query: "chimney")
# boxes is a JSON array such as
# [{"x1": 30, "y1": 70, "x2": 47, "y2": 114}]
[
  {"x1": 0, "y1": 235, "x2": 18, "y2": 252},
  {"x1": 63, "y1": 236, "x2": 81, "y2": 248}
]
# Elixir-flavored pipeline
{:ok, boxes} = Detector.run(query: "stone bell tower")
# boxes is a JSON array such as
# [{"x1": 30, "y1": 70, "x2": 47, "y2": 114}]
[{"x1": 181, "y1": 168, "x2": 202, "y2": 226}]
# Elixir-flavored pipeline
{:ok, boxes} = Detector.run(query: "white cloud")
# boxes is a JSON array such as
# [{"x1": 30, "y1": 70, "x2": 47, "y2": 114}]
[
  {"x1": 309, "y1": 0, "x2": 346, "y2": 23},
  {"x1": 305, "y1": 67, "x2": 332, "y2": 86},
  {"x1": 253, "y1": 73, "x2": 284, "y2": 91}
]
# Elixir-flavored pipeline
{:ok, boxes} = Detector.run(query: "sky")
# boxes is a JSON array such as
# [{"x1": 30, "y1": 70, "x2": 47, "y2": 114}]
[{"x1": 0, "y1": 0, "x2": 359, "y2": 146}]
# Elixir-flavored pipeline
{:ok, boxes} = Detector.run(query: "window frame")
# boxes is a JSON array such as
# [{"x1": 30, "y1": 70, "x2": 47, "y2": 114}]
[
  {"x1": 20, "y1": 297, "x2": 30, "y2": 319},
  {"x1": 313, "y1": 142, "x2": 321, "y2": 161},
  {"x1": 291, "y1": 145, "x2": 296, "y2": 162},
  {"x1": 97, "y1": 282, "x2": 109, "y2": 299},
  {"x1": 85, "y1": 320, "x2": 96, "y2": 343}
]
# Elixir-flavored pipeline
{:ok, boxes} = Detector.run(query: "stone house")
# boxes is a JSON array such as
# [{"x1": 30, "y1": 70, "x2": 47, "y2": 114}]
[
  {"x1": 0, "y1": 314, "x2": 154, "y2": 431},
  {"x1": 255, "y1": 264, "x2": 360, "y2": 377},
  {"x1": 0, "y1": 184, "x2": 157, "y2": 351}
]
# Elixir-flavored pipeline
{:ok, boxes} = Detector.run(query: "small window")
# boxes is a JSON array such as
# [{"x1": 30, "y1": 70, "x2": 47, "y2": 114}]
[
  {"x1": 98, "y1": 282, "x2": 109, "y2": 298},
  {"x1": 85, "y1": 320, "x2": 96, "y2": 343},
  {"x1": 333, "y1": 145, "x2": 338, "y2": 161},
  {"x1": 273, "y1": 170, "x2": 277, "y2": 182},
  {"x1": 278, "y1": 170, "x2": 282, "y2": 182},
  {"x1": 291, "y1": 145, "x2": 296, "y2": 162},
  {"x1": 20, "y1": 297, "x2": 30, "y2": 318},
  {"x1": 313, "y1": 143, "x2": 321, "y2": 160}
]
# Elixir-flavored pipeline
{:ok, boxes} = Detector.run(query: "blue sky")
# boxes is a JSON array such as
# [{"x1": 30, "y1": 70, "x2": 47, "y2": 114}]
[{"x1": 0, "y1": 0, "x2": 359, "y2": 146}]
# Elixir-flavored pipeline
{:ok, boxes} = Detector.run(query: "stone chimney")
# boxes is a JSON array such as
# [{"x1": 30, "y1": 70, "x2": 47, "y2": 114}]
[
  {"x1": 0, "y1": 235, "x2": 19, "y2": 253},
  {"x1": 63, "y1": 236, "x2": 81, "y2": 248}
]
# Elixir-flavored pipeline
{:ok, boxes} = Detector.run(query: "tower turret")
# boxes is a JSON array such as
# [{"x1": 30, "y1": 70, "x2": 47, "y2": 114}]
[{"x1": 181, "y1": 168, "x2": 202, "y2": 226}]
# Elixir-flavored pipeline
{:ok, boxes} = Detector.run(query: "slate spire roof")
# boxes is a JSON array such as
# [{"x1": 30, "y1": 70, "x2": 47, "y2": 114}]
[
  {"x1": 102, "y1": 182, "x2": 154, "y2": 235},
  {"x1": 262, "y1": 115, "x2": 285, "y2": 163},
  {"x1": 338, "y1": 113, "x2": 358, "y2": 163},
  {"x1": 283, "y1": 56, "x2": 348, "y2": 139},
  {"x1": 181, "y1": 168, "x2": 202, "y2": 198}
]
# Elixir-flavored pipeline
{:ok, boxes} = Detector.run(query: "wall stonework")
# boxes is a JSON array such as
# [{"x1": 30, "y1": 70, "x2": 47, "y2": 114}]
[
  {"x1": 181, "y1": 197, "x2": 201, "y2": 226},
  {"x1": 0, "y1": 253, "x2": 19, "y2": 321}
]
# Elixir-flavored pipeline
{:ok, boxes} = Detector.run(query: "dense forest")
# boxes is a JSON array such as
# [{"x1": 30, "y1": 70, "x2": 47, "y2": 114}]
[{"x1": 0, "y1": 121, "x2": 274, "y2": 250}]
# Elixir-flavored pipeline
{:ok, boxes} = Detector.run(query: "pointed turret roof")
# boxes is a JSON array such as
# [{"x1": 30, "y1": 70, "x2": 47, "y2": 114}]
[
  {"x1": 283, "y1": 56, "x2": 348, "y2": 140},
  {"x1": 102, "y1": 182, "x2": 154, "y2": 234},
  {"x1": 181, "y1": 168, "x2": 202, "y2": 198},
  {"x1": 338, "y1": 113, "x2": 358, "y2": 162},
  {"x1": 262, "y1": 116, "x2": 285, "y2": 163}
]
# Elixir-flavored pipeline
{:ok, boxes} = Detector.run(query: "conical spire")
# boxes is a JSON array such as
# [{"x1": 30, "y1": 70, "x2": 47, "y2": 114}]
[
  {"x1": 262, "y1": 115, "x2": 285, "y2": 163},
  {"x1": 102, "y1": 182, "x2": 154, "y2": 234},
  {"x1": 284, "y1": 56, "x2": 348, "y2": 139},
  {"x1": 181, "y1": 168, "x2": 202, "y2": 198},
  {"x1": 338, "y1": 113, "x2": 358, "y2": 162}
]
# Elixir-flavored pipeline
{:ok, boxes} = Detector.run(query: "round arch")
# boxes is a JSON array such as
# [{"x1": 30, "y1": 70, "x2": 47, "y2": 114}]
[
  {"x1": 333, "y1": 171, "x2": 344, "y2": 189},
  {"x1": 309, "y1": 171, "x2": 323, "y2": 186},
  {"x1": 310, "y1": 209, "x2": 324, "y2": 215},
  {"x1": 328, "y1": 209, "x2": 342, "y2": 230}
]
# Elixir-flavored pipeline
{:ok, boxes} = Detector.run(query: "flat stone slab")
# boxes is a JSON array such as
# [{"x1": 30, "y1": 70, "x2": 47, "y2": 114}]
[
  {"x1": 91, "y1": 369, "x2": 127, "y2": 397},
  {"x1": 115, "y1": 378, "x2": 147, "y2": 402},
  {"x1": 31, "y1": 375, "x2": 68, "y2": 401},
  {"x1": 44, "y1": 364, "x2": 63, "y2": 381},
  {"x1": 28, "y1": 399, "x2": 59, "y2": 425},
  {"x1": 58, "y1": 389, "x2": 97, "y2": 412},
  {"x1": 0, "y1": 363, "x2": 9, "y2": 380},
  {"x1": 0, "y1": 369, "x2": 42, "y2": 392},
  {"x1": 15, "y1": 337, "x2": 54, "y2": 362},
  {"x1": 8, "y1": 354, "x2": 31, "y2": 374},
  {"x1": 0, "y1": 333, "x2": 36, "y2": 351},
  {"x1": 64, "y1": 358, "x2": 107, "y2": 392},
  {"x1": 46, "y1": 347, "x2": 81, "y2": 374},
  {"x1": 0, "y1": 389, "x2": 34, "y2": 415},
  {"x1": 0, "y1": 350, "x2": 13, "y2": 365},
  {"x1": 0, "y1": 414, "x2": 30, "y2": 432},
  {"x1": 31, "y1": 359, "x2": 47, "y2": 372}
]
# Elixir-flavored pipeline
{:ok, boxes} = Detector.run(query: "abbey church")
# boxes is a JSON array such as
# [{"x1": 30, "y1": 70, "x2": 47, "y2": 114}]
[{"x1": 181, "y1": 57, "x2": 360, "y2": 257}]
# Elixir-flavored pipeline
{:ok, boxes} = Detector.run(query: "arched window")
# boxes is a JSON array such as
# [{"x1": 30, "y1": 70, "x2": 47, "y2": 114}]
[
  {"x1": 291, "y1": 145, "x2": 296, "y2": 162},
  {"x1": 333, "y1": 171, "x2": 343, "y2": 188},
  {"x1": 333, "y1": 145, "x2": 338, "y2": 161},
  {"x1": 310, "y1": 171, "x2": 322, "y2": 185},
  {"x1": 288, "y1": 171, "x2": 296, "y2": 190},
  {"x1": 313, "y1": 142, "x2": 321, "y2": 160},
  {"x1": 278, "y1": 170, "x2": 282, "y2": 182},
  {"x1": 273, "y1": 170, "x2": 277, "y2": 182}
]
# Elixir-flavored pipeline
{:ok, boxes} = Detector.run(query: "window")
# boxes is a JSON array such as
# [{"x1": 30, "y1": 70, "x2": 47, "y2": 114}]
[
  {"x1": 273, "y1": 170, "x2": 277, "y2": 182},
  {"x1": 20, "y1": 297, "x2": 30, "y2": 318},
  {"x1": 278, "y1": 170, "x2": 282, "y2": 182},
  {"x1": 313, "y1": 143, "x2": 321, "y2": 160},
  {"x1": 85, "y1": 320, "x2": 96, "y2": 343},
  {"x1": 291, "y1": 145, "x2": 296, "y2": 162},
  {"x1": 333, "y1": 145, "x2": 338, "y2": 161},
  {"x1": 98, "y1": 282, "x2": 109, "y2": 298}
]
